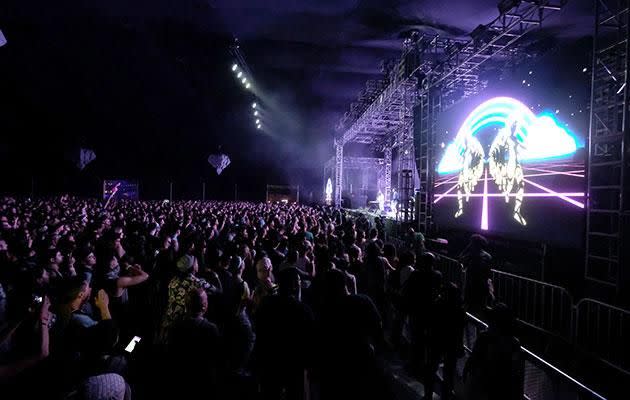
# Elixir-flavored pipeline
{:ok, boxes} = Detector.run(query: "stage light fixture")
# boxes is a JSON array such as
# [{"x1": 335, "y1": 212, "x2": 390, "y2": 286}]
[
  {"x1": 237, "y1": 71, "x2": 243, "y2": 78},
  {"x1": 242, "y1": 78, "x2": 247, "y2": 84},
  {"x1": 252, "y1": 102, "x2": 257, "y2": 108},
  {"x1": 254, "y1": 111, "x2": 259, "y2": 116},
  {"x1": 256, "y1": 125, "x2": 261, "y2": 129},
  {"x1": 256, "y1": 119, "x2": 260, "y2": 124},
  {"x1": 582, "y1": 67, "x2": 587, "y2": 73},
  {"x1": 246, "y1": 83, "x2": 251, "y2": 89},
  {"x1": 232, "y1": 64, "x2": 238, "y2": 71}
]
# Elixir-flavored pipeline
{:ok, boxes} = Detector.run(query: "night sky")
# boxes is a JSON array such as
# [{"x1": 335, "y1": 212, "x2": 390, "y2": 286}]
[{"x1": 0, "y1": 0, "x2": 593, "y2": 200}]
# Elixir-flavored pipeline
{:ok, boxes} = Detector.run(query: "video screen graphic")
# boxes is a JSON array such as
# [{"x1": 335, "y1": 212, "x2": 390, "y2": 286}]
[
  {"x1": 433, "y1": 97, "x2": 585, "y2": 245},
  {"x1": 103, "y1": 180, "x2": 140, "y2": 201}
]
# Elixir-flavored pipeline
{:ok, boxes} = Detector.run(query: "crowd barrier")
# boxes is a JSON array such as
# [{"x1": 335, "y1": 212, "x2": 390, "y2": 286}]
[
  {"x1": 575, "y1": 299, "x2": 630, "y2": 375},
  {"x1": 385, "y1": 242, "x2": 630, "y2": 381},
  {"x1": 434, "y1": 254, "x2": 466, "y2": 290},
  {"x1": 490, "y1": 269, "x2": 574, "y2": 340},
  {"x1": 464, "y1": 313, "x2": 607, "y2": 400}
]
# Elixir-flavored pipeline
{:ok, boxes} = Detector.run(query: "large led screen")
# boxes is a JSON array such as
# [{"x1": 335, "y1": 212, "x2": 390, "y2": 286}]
[{"x1": 432, "y1": 96, "x2": 585, "y2": 246}]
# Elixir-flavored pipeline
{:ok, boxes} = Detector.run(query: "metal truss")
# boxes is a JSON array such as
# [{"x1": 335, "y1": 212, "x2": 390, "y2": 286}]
[
  {"x1": 586, "y1": 0, "x2": 630, "y2": 291},
  {"x1": 334, "y1": 140, "x2": 343, "y2": 207},
  {"x1": 327, "y1": 154, "x2": 385, "y2": 207},
  {"x1": 421, "y1": 0, "x2": 566, "y2": 101},
  {"x1": 384, "y1": 147, "x2": 393, "y2": 206},
  {"x1": 339, "y1": 77, "x2": 418, "y2": 146},
  {"x1": 416, "y1": 90, "x2": 441, "y2": 233},
  {"x1": 331, "y1": 0, "x2": 567, "y2": 226}
]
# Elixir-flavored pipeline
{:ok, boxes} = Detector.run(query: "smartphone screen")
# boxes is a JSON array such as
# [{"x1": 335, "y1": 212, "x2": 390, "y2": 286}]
[{"x1": 124, "y1": 336, "x2": 141, "y2": 353}]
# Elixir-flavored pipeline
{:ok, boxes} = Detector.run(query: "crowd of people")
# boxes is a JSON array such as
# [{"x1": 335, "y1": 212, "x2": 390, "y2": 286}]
[{"x1": 0, "y1": 196, "x2": 524, "y2": 400}]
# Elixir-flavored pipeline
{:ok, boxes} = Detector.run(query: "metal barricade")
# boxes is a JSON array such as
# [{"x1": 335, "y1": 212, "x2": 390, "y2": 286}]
[
  {"x1": 435, "y1": 255, "x2": 466, "y2": 290},
  {"x1": 490, "y1": 269, "x2": 574, "y2": 340},
  {"x1": 575, "y1": 299, "x2": 630, "y2": 376},
  {"x1": 464, "y1": 313, "x2": 607, "y2": 400}
]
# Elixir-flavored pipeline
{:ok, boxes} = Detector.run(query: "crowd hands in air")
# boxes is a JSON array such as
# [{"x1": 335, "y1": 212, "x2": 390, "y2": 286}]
[{"x1": 0, "y1": 195, "x2": 523, "y2": 400}]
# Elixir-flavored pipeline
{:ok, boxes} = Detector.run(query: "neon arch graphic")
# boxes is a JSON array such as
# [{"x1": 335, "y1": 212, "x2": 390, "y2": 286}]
[{"x1": 437, "y1": 97, "x2": 579, "y2": 174}]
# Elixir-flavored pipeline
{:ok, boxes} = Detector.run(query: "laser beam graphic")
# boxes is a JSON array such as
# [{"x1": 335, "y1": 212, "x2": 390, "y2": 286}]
[
  {"x1": 522, "y1": 178, "x2": 585, "y2": 208},
  {"x1": 436, "y1": 192, "x2": 584, "y2": 198},
  {"x1": 523, "y1": 167, "x2": 584, "y2": 178},
  {"x1": 433, "y1": 183, "x2": 459, "y2": 203}
]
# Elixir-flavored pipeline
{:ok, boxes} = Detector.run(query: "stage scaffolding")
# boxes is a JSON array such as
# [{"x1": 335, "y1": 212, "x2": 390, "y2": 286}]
[
  {"x1": 330, "y1": 0, "x2": 566, "y2": 231},
  {"x1": 586, "y1": 0, "x2": 630, "y2": 294}
]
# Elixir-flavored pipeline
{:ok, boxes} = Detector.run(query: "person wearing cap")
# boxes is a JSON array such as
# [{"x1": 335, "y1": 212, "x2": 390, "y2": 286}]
[{"x1": 159, "y1": 254, "x2": 220, "y2": 343}]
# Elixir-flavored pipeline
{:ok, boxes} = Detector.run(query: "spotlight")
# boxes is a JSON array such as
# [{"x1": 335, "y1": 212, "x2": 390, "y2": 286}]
[
  {"x1": 254, "y1": 111, "x2": 259, "y2": 116},
  {"x1": 252, "y1": 102, "x2": 257, "y2": 108},
  {"x1": 237, "y1": 71, "x2": 243, "y2": 78},
  {"x1": 256, "y1": 119, "x2": 260, "y2": 124},
  {"x1": 245, "y1": 83, "x2": 251, "y2": 89},
  {"x1": 440, "y1": 142, "x2": 445, "y2": 148},
  {"x1": 232, "y1": 64, "x2": 238, "y2": 71},
  {"x1": 528, "y1": 70, "x2": 533, "y2": 75},
  {"x1": 522, "y1": 80, "x2": 526, "y2": 84},
  {"x1": 555, "y1": 109, "x2": 560, "y2": 114},
  {"x1": 256, "y1": 125, "x2": 261, "y2": 129},
  {"x1": 582, "y1": 67, "x2": 588, "y2": 73},
  {"x1": 242, "y1": 78, "x2": 247, "y2": 84}
]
